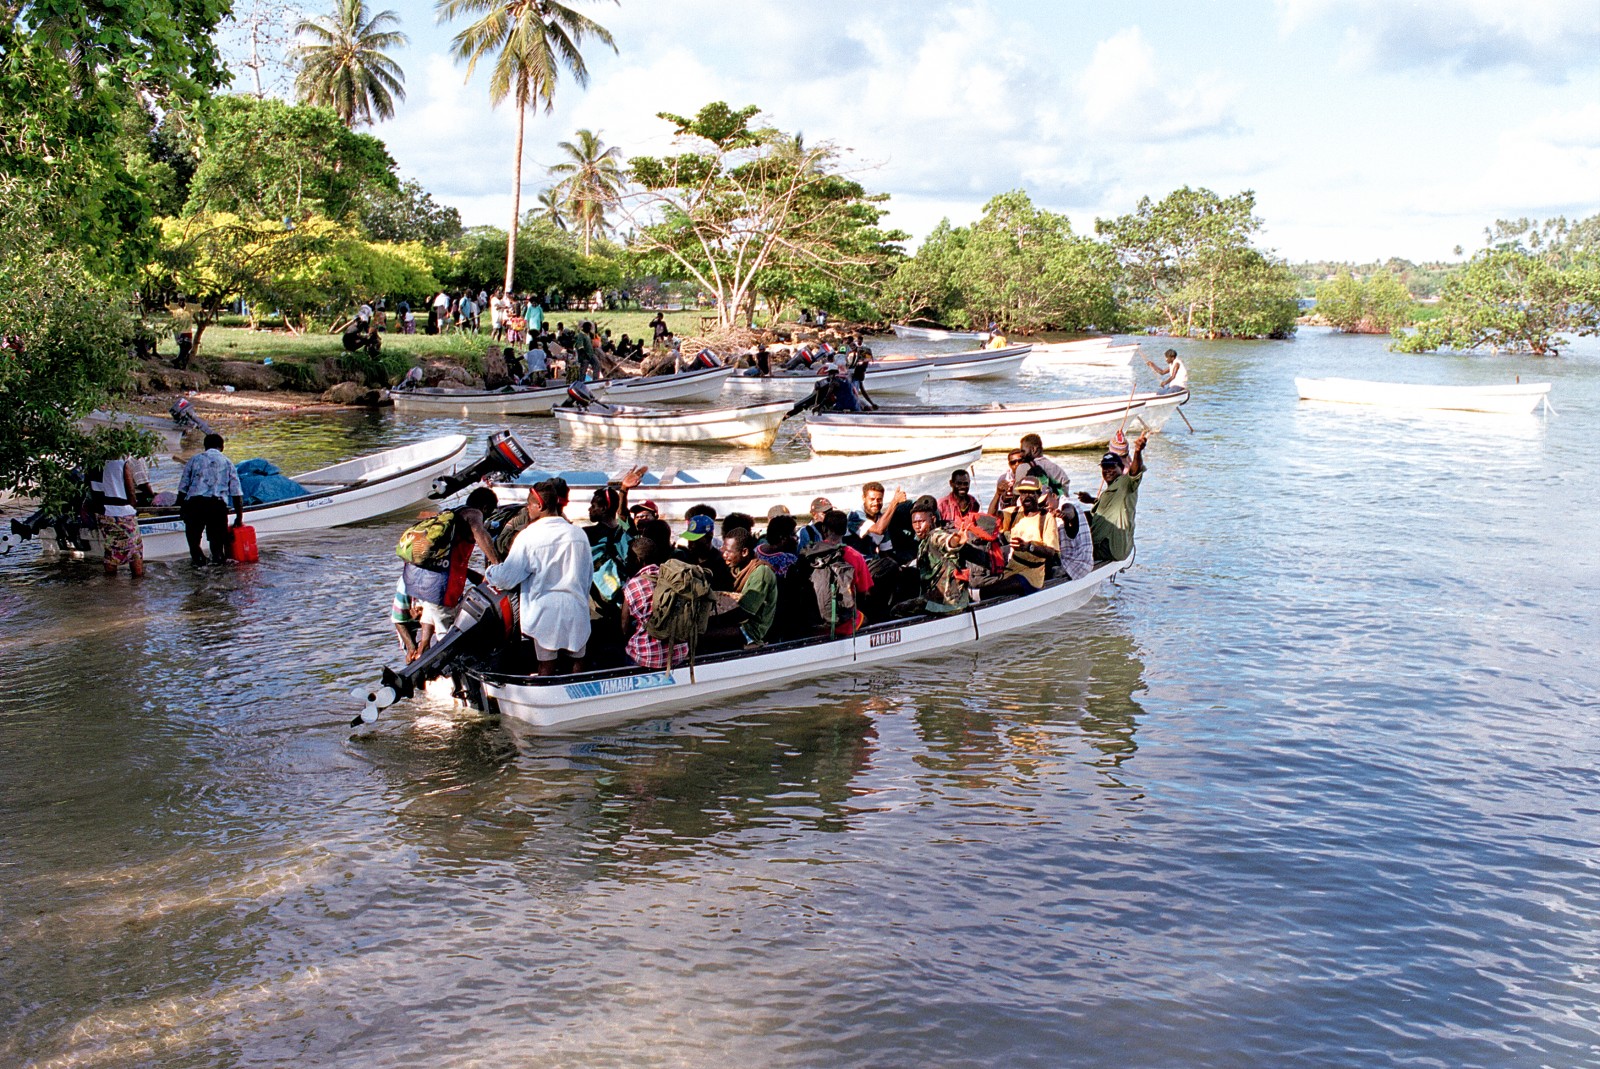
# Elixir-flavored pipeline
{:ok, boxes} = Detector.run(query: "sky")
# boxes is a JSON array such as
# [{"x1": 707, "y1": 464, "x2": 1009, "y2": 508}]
[{"x1": 234, "y1": 0, "x2": 1600, "y2": 263}]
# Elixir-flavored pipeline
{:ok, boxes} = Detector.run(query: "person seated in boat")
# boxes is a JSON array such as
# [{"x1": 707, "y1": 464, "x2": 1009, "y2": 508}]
[
  {"x1": 600, "y1": 329, "x2": 615, "y2": 356},
  {"x1": 522, "y1": 342, "x2": 550, "y2": 386},
  {"x1": 583, "y1": 467, "x2": 647, "y2": 665},
  {"x1": 996, "y1": 477, "x2": 1061, "y2": 588},
  {"x1": 794, "y1": 509, "x2": 873, "y2": 638},
  {"x1": 628, "y1": 498, "x2": 660, "y2": 525},
  {"x1": 1145, "y1": 348, "x2": 1188, "y2": 394},
  {"x1": 797, "y1": 496, "x2": 832, "y2": 552},
  {"x1": 503, "y1": 345, "x2": 526, "y2": 381},
  {"x1": 892, "y1": 496, "x2": 969, "y2": 617},
  {"x1": 705, "y1": 529, "x2": 780, "y2": 651},
  {"x1": 675, "y1": 512, "x2": 734, "y2": 589},
  {"x1": 620, "y1": 532, "x2": 690, "y2": 670},
  {"x1": 722, "y1": 512, "x2": 755, "y2": 541},
  {"x1": 846, "y1": 482, "x2": 911, "y2": 617},
  {"x1": 960, "y1": 513, "x2": 1035, "y2": 602},
  {"x1": 846, "y1": 482, "x2": 899, "y2": 559},
  {"x1": 755, "y1": 513, "x2": 800, "y2": 576},
  {"x1": 741, "y1": 343, "x2": 773, "y2": 377},
  {"x1": 985, "y1": 331, "x2": 1009, "y2": 350},
  {"x1": 785, "y1": 364, "x2": 860, "y2": 417},
  {"x1": 403, "y1": 487, "x2": 503, "y2": 659},
  {"x1": 937, "y1": 469, "x2": 981, "y2": 525},
  {"x1": 1079, "y1": 431, "x2": 1148, "y2": 564},
  {"x1": 1058, "y1": 497, "x2": 1095, "y2": 581},
  {"x1": 485, "y1": 478, "x2": 592, "y2": 677},
  {"x1": 1011, "y1": 434, "x2": 1070, "y2": 509}
]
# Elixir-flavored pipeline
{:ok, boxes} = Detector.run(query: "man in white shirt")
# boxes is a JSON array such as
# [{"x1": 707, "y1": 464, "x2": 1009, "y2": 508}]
[
  {"x1": 1145, "y1": 348, "x2": 1188, "y2": 393},
  {"x1": 485, "y1": 478, "x2": 593, "y2": 676}
]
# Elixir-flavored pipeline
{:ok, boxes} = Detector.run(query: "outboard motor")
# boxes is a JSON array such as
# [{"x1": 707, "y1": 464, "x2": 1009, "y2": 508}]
[
  {"x1": 430, "y1": 429, "x2": 536, "y2": 499},
  {"x1": 350, "y1": 580, "x2": 519, "y2": 725},
  {"x1": 564, "y1": 379, "x2": 600, "y2": 408},
  {"x1": 169, "y1": 397, "x2": 213, "y2": 437},
  {"x1": 690, "y1": 348, "x2": 720, "y2": 371}
]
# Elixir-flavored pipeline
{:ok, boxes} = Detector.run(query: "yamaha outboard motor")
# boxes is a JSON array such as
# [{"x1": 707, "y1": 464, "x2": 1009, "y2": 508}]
[
  {"x1": 170, "y1": 397, "x2": 214, "y2": 437},
  {"x1": 564, "y1": 379, "x2": 600, "y2": 409},
  {"x1": 430, "y1": 429, "x2": 536, "y2": 499},
  {"x1": 351, "y1": 581, "x2": 519, "y2": 725}
]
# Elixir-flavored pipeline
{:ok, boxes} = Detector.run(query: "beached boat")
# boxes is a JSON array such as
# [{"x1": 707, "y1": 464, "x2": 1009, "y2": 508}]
[
  {"x1": 358, "y1": 557, "x2": 1131, "y2": 732},
  {"x1": 80, "y1": 410, "x2": 192, "y2": 455},
  {"x1": 488, "y1": 443, "x2": 984, "y2": 519},
  {"x1": 391, "y1": 380, "x2": 607, "y2": 417},
  {"x1": 890, "y1": 323, "x2": 991, "y2": 342},
  {"x1": 1295, "y1": 377, "x2": 1552, "y2": 415},
  {"x1": 596, "y1": 365, "x2": 735, "y2": 404},
  {"x1": 35, "y1": 435, "x2": 471, "y2": 561},
  {"x1": 884, "y1": 344, "x2": 1033, "y2": 381},
  {"x1": 805, "y1": 389, "x2": 1189, "y2": 453},
  {"x1": 554, "y1": 399, "x2": 795, "y2": 449},
  {"x1": 1023, "y1": 343, "x2": 1139, "y2": 368},
  {"x1": 720, "y1": 362, "x2": 932, "y2": 398}
]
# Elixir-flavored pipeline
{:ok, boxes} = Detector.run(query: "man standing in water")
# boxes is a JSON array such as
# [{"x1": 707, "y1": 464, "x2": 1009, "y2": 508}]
[
  {"x1": 1079, "y1": 430, "x2": 1149, "y2": 563},
  {"x1": 175, "y1": 433, "x2": 244, "y2": 565},
  {"x1": 98, "y1": 453, "x2": 146, "y2": 578}
]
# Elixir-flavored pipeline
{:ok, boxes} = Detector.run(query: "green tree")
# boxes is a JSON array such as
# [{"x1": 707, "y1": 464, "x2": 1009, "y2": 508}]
[
  {"x1": 624, "y1": 103, "x2": 905, "y2": 330},
  {"x1": 1097, "y1": 186, "x2": 1296, "y2": 338},
  {"x1": 444, "y1": 222, "x2": 614, "y2": 302},
  {"x1": 1316, "y1": 269, "x2": 1415, "y2": 333},
  {"x1": 1394, "y1": 247, "x2": 1600, "y2": 355},
  {"x1": 358, "y1": 177, "x2": 463, "y2": 243},
  {"x1": 883, "y1": 219, "x2": 970, "y2": 326},
  {"x1": 184, "y1": 96, "x2": 400, "y2": 221},
  {"x1": 533, "y1": 186, "x2": 568, "y2": 229},
  {"x1": 548, "y1": 127, "x2": 623, "y2": 256},
  {"x1": 293, "y1": 0, "x2": 409, "y2": 127},
  {"x1": 436, "y1": 0, "x2": 616, "y2": 294}
]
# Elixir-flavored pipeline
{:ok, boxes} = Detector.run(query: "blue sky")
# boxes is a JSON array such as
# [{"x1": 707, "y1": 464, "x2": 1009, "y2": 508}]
[{"x1": 234, "y1": 0, "x2": 1600, "y2": 262}]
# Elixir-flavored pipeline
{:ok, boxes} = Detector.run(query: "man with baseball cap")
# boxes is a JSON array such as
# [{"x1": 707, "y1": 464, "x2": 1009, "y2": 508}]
[
  {"x1": 674, "y1": 511, "x2": 733, "y2": 589},
  {"x1": 629, "y1": 499, "x2": 660, "y2": 522},
  {"x1": 1078, "y1": 430, "x2": 1148, "y2": 563},
  {"x1": 798, "y1": 496, "x2": 832, "y2": 551}
]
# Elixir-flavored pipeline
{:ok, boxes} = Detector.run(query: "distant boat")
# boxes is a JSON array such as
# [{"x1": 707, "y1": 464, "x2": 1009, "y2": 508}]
[
  {"x1": 594, "y1": 365, "x2": 734, "y2": 404},
  {"x1": 880, "y1": 344, "x2": 1033, "y2": 381},
  {"x1": 1295, "y1": 377, "x2": 1551, "y2": 415},
  {"x1": 805, "y1": 389, "x2": 1190, "y2": 453},
  {"x1": 890, "y1": 323, "x2": 991, "y2": 342},
  {"x1": 721, "y1": 362, "x2": 932, "y2": 398},
  {"x1": 391, "y1": 380, "x2": 605, "y2": 417},
  {"x1": 1023, "y1": 343, "x2": 1140, "y2": 368}
]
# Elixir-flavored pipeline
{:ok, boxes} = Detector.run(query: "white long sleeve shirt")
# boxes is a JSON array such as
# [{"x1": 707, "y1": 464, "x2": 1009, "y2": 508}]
[{"x1": 486, "y1": 516, "x2": 593, "y2": 652}]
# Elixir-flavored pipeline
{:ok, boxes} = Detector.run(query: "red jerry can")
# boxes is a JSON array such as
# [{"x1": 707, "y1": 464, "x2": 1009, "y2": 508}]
[{"x1": 228, "y1": 524, "x2": 259, "y2": 563}]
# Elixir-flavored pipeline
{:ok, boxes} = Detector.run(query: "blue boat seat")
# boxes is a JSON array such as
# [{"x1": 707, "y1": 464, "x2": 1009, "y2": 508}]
[
  {"x1": 557, "y1": 470, "x2": 609, "y2": 487},
  {"x1": 511, "y1": 469, "x2": 555, "y2": 485}
]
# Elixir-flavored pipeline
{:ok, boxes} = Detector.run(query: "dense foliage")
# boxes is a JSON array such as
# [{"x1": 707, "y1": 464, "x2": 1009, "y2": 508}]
[
  {"x1": 1315, "y1": 269, "x2": 1416, "y2": 334},
  {"x1": 1393, "y1": 247, "x2": 1599, "y2": 356}
]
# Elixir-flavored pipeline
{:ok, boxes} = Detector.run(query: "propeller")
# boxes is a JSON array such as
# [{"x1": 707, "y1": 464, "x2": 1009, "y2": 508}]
[{"x1": 348, "y1": 684, "x2": 396, "y2": 727}]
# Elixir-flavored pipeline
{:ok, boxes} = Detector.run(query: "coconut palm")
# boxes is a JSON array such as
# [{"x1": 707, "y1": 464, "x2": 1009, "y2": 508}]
[
  {"x1": 436, "y1": 0, "x2": 616, "y2": 294},
  {"x1": 293, "y1": 0, "x2": 409, "y2": 127},
  {"x1": 548, "y1": 128, "x2": 623, "y2": 256},
  {"x1": 534, "y1": 186, "x2": 568, "y2": 230}
]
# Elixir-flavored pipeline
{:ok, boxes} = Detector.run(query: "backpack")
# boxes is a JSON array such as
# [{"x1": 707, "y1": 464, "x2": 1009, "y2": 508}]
[
  {"x1": 644, "y1": 560, "x2": 714, "y2": 647},
  {"x1": 801, "y1": 542, "x2": 856, "y2": 633},
  {"x1": 396, "y1": 511, "x2": 455, "y2": 568}
]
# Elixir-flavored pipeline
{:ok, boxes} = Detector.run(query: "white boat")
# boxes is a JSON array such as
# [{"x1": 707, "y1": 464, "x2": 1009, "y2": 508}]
[
  {"x1": 721, "y1": 362, "x2": 932, "y2": 398},
  {"x1": 1295, "y1": 377, "x2": 1552, "y2": 415},
  {"x1": 489, "y1": 443, "x2": 984, "y2": 519},
  {"x1": 884, "y1": 344, "x2": 1033, "y2": 382},
  {"x1": 461, "y1": 558, "x2": 1131, "y2": 731},
  {"x1": 805, "y1": 390, "x2": 1189, "y2": 453},
  {"x1": 596, "y1": 365, "x2": 735, "y2": 404},
  {"x1": 80, "y1": 410, "x2": 190, "y2": 455},
  {"x1": 39, "y1": 435, "x2": 471, "y2": 561},
  {"x1": 890, "y1": 323, "x2": 991, "y2": 342},
  {"x1": 554, "y1": 399, "x2": 795, "y2": 449},
  {"x1": 391, "y1": 380, "x2": 607, "y2": 417},
  {"x1": 1023, "y1": 343, "x2": 1140, "y2": 368}
]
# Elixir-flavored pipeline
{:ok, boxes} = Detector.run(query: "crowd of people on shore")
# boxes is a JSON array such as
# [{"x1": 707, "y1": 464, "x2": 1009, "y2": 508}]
[{"x1": 392, "y1": 430, "x2": 1147, "y2": 677}]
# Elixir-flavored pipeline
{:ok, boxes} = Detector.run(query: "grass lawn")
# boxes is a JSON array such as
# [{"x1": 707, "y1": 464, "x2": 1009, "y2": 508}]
[{"x1": 190, "y1": 309, "x2": 721, "y2": 368}]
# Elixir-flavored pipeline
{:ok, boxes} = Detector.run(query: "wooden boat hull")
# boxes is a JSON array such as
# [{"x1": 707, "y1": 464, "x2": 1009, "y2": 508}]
[
  {"x1": 596, "y1": 366, "x2": 734, "y2": 404},
  {"x1": 473, "y1": 557, "x2": 1131, "y2": 732},
  {"x1": 890, "y1": 323, "x2": 991, "y2": 342},
  {"x1": 554, "y1": 400, "x2": 794, "y2": 448},
  {"x1": 721, "y1": 363, "x2": 931, "y2": 398},
  {"x1": 41, "y1": 435, "x2": 471, "y2": 560},
  {"x1": 805, "y1": 390, "x2": 1189, "y2": 453},
  {"x1": 1295, "y1": 377, "x2": 1551, "y2": 415},
  {"x1": 489, "y1": 444, "x2": 985, "y2": 519},
  {"x1": 391, "y1": 381, "x2": 606, "y2": 417},
  {"x1": 1023, "y1": 343, "x2": 1139, "y2": 368},
  {"x1": 884, "y1": 344, "x2": 1033, "y2": 381}
]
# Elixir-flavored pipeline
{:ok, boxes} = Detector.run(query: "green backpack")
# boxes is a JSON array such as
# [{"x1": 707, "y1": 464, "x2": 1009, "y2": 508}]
[
  {"x1": 395, "y1": 510, "x2": 455, "y2": 568},
  {"x1": 644, "y1": 560, "x2": 714, "y2": 648}
]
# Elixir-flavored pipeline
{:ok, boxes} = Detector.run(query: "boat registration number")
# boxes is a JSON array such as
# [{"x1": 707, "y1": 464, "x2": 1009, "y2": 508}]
[
  {"x1": 141, "y1": 520, "x2": 185, "y2": 535},
  {"x1": 291, "y1": 496, "x2": 336, "y2": 512},
  {"x1": 869, "y1": 629, "x2": 901, "y2": 648},
  {"x1": 564, "y1": 671, "x2": 677, "y2": 700}
]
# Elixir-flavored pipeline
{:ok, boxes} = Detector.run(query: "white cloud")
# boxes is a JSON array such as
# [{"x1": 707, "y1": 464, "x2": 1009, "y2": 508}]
[{"x1": 1080, "y1": 28, "x2": 1239, "y2": 141}]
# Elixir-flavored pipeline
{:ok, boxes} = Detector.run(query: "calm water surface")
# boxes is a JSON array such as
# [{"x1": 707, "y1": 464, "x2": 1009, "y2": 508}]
[{"x1": 3, "y1": 329, "x2": 1598, "y2": 1068}]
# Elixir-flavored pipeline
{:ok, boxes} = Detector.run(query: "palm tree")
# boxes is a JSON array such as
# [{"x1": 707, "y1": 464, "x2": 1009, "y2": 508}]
[
  {"x1": 548, "y1": 127, "x2": 623, "y2": 256},
  {"x1": 293, "y1": 0, "x2": 409, "y2": 127},
  {"x1": 436, "y1": 0, "x2": 616, "y2": 294},
  {"x1": 534, "y1": 186, "x2": 568, "y2": 229}
]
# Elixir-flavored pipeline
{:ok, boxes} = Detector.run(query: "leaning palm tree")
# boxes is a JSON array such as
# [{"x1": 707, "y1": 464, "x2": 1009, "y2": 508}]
[
  {"x1": 534, "y1": 186, "x2": 568, "y2": 230},
  {"x1": 293, "y1": 0, "x2": 409, "y2": 127},
  {"x1": 436, "y1": 0, "x2": 616, "y2": 294},
  {"x1": 548, "y1": 128, "x2": 623, "y2": 256}
]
